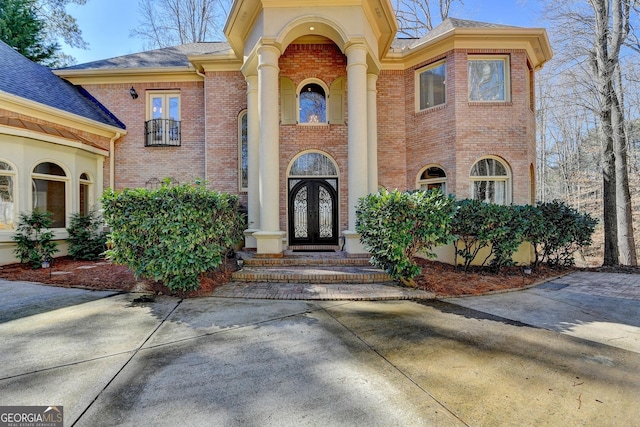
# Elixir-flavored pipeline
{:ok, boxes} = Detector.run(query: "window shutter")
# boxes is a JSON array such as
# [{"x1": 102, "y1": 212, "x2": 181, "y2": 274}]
[
  {"x1": 329, "y1": 77, "x2": 345, "y2": 124},
  {"x1": 280, "y1": 77, "x2": 296, "y2": 124}
]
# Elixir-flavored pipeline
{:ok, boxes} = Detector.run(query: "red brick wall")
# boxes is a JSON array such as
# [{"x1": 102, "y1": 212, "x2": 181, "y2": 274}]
[
  {"x1": 377, "y1": 70, "x2": 408, "y2": 191},
  {"x1": 203, "y1": 71, "x2": 247, "y2": 201},
  {"x1": 82, "y1": 81, "x2": 206, "y2": 190},
  {"x1": 402, "y1": 49, "x2": 535, "y2": 204},
  {"x1": 279, "y1": 43, "x2": 349, "y2": 233},
  {"x1": 77, "y1": 43, "x2": 537, "y2": 242}
]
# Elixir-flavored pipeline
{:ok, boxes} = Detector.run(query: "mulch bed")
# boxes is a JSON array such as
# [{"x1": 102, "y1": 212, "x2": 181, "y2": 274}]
[{"x1": 0, "y1": 255, "x2": 584, "y2": 298}]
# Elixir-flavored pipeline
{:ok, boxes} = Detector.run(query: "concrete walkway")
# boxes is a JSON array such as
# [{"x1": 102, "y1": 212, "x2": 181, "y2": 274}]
[{"x1": 1, "y1": 272, "x2": 639, "y2": 426}]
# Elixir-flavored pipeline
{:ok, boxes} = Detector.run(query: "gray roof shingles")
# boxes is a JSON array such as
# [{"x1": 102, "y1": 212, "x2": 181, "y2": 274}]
[
  {"x1": 58, "y1": 42, "x2": 232, "y2": 70},
  {"x1": 0, "y1": 40, "x2": 125, "y2": 129},
  {"x1": 392, "y1": 17, "x2": 518, "y2": 50}
]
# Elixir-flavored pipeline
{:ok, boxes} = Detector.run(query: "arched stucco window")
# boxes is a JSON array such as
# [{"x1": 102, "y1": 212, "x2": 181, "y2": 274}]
[
  {"x1": 470, "y1": 156, "x2": 511, "y2": 205},
  {"x1": 417, "y1": 165, "x2": 447, "y2": 192},
  {"x1": 32, "y1": 161, "x2": 68, "y2": 228},
  {"x1": 79, "y1": 172, "x2": 92, "y2": 216},
  {"x1": 0, "y1": 160, "x2": 16, "y2": 230},
  {"x1": 299, "y1": 80, "x2": 328, "y2": 124}
]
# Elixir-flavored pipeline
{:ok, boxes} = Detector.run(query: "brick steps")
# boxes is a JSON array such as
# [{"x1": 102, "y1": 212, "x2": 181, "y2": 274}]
[{"x1": 232, "y1": 251, "x2": 392, "y2": 284}]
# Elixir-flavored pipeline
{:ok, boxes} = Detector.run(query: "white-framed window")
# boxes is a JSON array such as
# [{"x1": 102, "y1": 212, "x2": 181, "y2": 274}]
[
  {"x1": 238, "y1": 110, "x2": 248, "y2": 192},
  {"x1": 32, "y1": 161, "x2": 68, "y2": 228},
  {"x1": 0, "y1": 160, "x2": 16, "y2": 230},
  {"x1": 416, "y1": 60, "x2": 446, "y2": 111},
  {"x1": 468, "y1": 56, "x2": 510, "y2": 102},
  {"x1": 470, "y1": 156, "x2": 511, "y2": 205},
  {"x1": 417, "y1": 165, "x2": 447, "y2": 192},
  {"x1": 298, "y1": 79, "x2": 328, "y2": 124},
  {"x1": 146, "y1": 91, "x2": 181, "y2": 147},
  {"x1": 79, "y1": 172, "x2": 92, "y2": 216}
]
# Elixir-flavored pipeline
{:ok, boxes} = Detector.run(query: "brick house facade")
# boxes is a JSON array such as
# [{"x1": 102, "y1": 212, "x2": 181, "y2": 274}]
[{"x1": 1, "y1": 0, "x2": 552, "y2": 263}]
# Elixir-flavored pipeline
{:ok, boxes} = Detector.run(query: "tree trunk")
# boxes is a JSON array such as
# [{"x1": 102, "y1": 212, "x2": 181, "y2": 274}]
[{"x1": 612, "y1": 73, "x2": 638, "y2": 265}]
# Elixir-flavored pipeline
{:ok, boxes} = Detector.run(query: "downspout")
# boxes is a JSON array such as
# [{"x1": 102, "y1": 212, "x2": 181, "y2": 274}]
[
  {"x1": 196, "y1": 68, "x2": 207, "y2": 183},
  {"x1": 109, "y1": 132, "x2": 121, "y2": 189}
]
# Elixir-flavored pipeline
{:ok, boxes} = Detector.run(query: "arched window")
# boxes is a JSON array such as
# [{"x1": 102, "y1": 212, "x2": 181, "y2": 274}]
[
  {"x1": 0, "y1": 160, "x2": 16, "y2": 230},
  {"x1": 470, "y1": 157, "x2": 511, "y2": 205},
  {"x1": 417, "y1": 165, "x2": 447, "y2": 192},
  {"x1": 79, "y1": 172, "x2": 92, "y2": 216},
  {"x1": 289, "y1": 152, "x2": 337, "y2": 177},
  {"x1": 299, "y1": 81, "x2": 327, "y2": 124},
  {"x1": 238, "y1": 110, "x2": 248, "y2": 191},
  {"x1": 32, "y1": 162, "x2": 68, "y2": 228}
]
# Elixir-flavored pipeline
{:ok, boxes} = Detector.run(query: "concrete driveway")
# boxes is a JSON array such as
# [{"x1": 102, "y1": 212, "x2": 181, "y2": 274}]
[{"x1": 1, "y1": 273, "x2": 639, "y2": 426}]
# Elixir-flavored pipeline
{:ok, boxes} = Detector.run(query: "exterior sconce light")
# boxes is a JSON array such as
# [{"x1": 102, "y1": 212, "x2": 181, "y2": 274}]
[{"x1": 130, "y1": 86, "x2": 139, "y2": 99}]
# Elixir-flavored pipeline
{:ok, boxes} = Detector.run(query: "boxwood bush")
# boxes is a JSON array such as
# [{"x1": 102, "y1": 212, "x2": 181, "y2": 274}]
[
  {"x1": 101, "y1": 183, "x2": 244, "y2": 292},
  {"x1": 356, "y1": 189, "x2": 456, "y2": 286}
]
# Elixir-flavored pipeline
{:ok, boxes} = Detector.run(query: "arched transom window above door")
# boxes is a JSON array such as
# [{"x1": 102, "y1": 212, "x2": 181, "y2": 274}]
[{"x1": 289, "y1": 152, "x2": 338, "y2": 177}]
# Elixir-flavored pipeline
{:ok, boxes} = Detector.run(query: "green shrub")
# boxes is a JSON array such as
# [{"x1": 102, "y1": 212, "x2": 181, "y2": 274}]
[
  {"x1": 530, "y1": 200, "x2": 598, "y2": 267},
  {"x1": 101, "y1": 182, "x2": 245, "y2": 292},
  {"x1": 485, "y1": 204, "x2": 528, "y2": 271},
  {"x1": 451, "y1": 199, "x2": 493, "y2": 271},
  {"x1": 13, "y1": 210, "x2": 58, "y2": 268},
  {"x1": 356, "y1": 189, "x2": 456, "y2": 286},
  {"x1": 452, "y1": 200, "x2": 597, "y2": 270},
  {"x1": 67, "y1": 209, "x2": 107, "y2": 260}
]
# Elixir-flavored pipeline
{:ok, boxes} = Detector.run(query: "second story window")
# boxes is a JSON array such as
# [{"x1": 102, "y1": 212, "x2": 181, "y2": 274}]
[
  {"x1": 417, "y1": 61, "x2": 446, "y2": 111},
  {"x1": 146, "y1": 92, "x2": 181, "y2": 147},
  {"x1": 468, "y1": 56, "x2": 510, "y2": 102},
  {"x1": 299, "y1": 82, "x2": 327, "y2": 124}
]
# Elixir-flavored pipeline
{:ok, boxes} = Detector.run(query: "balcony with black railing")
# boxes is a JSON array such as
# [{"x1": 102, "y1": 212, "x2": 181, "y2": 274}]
[{"x1": 145, "y1": 119, "x2": 181, "y2": 147}]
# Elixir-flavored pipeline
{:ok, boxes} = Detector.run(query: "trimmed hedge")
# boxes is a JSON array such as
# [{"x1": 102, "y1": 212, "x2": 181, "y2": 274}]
[
  {"x1": 101, "y1": 183, "x2": 244, "y2": 292},
  {"x1": 358, "y1": 194, "x2": 597, "y2": 284},
  {"x1": 356, "y1": 189, "x2": 456, "y2": 286}
]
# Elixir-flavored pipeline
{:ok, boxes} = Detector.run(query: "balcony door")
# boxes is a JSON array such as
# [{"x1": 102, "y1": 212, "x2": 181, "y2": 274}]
[{"x1": 146, "y1": 92, "x2": 181, "y2": 147}]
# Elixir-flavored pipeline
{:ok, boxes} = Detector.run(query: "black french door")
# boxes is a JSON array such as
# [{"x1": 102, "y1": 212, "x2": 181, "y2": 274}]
[{"x1": 288, "y1": 179, "x2": 338, "y2": 246}]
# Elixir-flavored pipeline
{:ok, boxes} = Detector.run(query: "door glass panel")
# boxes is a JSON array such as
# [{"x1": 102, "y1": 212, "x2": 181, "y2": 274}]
[
  {"x1": 169, "y1": 96, "x2": 180, "y2": 120},
  {"x1": 294, "y1": 186, "x2": 308, "y2": 238},
  {"x1": 152, "y1": 97, "x2": 163, "y2": 119},
  {"x1": 318, "y1": 186, "x2": 333, "y2": 238}
]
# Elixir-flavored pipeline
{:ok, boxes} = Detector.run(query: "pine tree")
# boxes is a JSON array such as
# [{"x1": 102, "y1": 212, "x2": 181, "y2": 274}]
[{"x1": 0, "y1": 0, "x2": 58, "y2": 66}]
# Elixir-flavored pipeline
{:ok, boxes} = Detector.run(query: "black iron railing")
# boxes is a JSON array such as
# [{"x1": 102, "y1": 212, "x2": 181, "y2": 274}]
[{"x1": 145, "y1": 119, "x2": 181, "y2": 147}]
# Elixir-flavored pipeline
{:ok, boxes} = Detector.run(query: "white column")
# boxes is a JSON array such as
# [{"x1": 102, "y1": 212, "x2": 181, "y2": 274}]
[
  {"x1": 254, "y1": 44, "x2": 284, "y2": 254},
  {"x1": 367, "y1": 73, "x2": 378, "y2": 194},
  {"x1": 244, "y1": 74, "x2": 260, "y2": 249},
  {"x1": 344, "y1": 43, "x2": 369, "y2": 254}
]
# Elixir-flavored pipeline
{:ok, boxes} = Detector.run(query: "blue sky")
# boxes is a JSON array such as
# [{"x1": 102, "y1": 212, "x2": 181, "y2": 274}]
[{"x1": 63, "y1": 0, "x2": 543, "y2": 65}]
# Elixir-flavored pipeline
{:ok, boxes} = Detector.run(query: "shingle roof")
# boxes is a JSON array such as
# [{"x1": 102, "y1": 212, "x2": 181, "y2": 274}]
[
  {"x1": 0, "y1": 40, "x2": 125, "y2": 129},
  {"x1": 58, "y1": 42, "x2": 232, "y2": 70},
  {"x1": 392, "y1": 17, "x2": 519, "y2": 50}
]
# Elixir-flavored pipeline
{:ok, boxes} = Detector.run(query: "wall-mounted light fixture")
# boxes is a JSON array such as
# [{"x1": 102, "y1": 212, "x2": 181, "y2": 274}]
[{"x1": 130, "y1": 86, "x2": 139, "y2": 99}]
